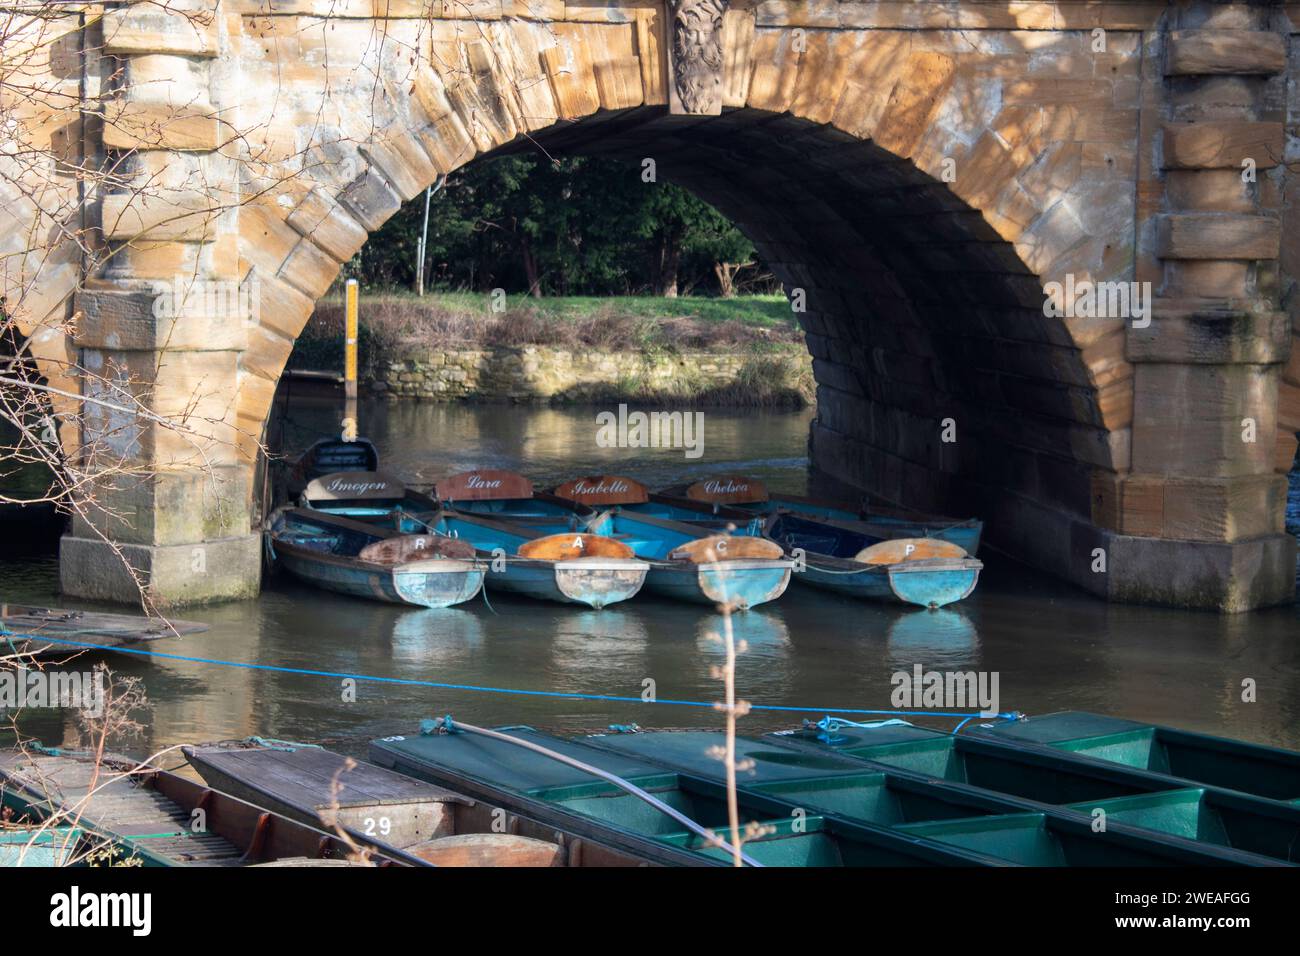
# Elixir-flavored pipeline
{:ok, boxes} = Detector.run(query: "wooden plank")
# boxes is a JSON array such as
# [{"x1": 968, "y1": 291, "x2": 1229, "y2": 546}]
[
  {"x1": 0, "y1": 603, "x2": 208, "y2": 660},
  {"x1": 552, "y1": 475, "x2": 649, "y2": 505},
  {"x1": 684, "y1": 476, "x2": 768, "y2": 504},
  {"x1": 199, "y1": 746, "x2": 464, "y2": 807},
  {"x1": 436, "y1": 469, "x2": 534, "y2": 501},
  {"x1": 303, "y1": 471, "x2": 407, "y2": 501}
]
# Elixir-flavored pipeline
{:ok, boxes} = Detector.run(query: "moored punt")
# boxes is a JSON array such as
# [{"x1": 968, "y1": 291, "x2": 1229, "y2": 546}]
[
  {"x1": 431, "y1": 511, "x2": 648, "y2": 608},
  {"x1": 0, "y1": 826, "x2": 82, "y2": 867},
  {"x1": 0, "y1": 748, "x2": 425, "y2": 866},
  {"x1": 184, "y1": 740, "x2": 646, "y2": 866},
  {"x1": 301, "y1": 470, "x2": 439, "y2": 532},
  {"x1": 527, "y1": 508, "x2": 795, "y2": 610},
  {"x1": 968, "y1": 712, "x2": 1300, "y2": 806},
  {"x1": 267, "y1": 507, "x2": 485, "y2": 609},
  {"x1": 287, "y1": 436, "x2": 379, "y2": 497},
  {"x1": 436, "y1": 469, "x2": 592, "y2": 522},
  {"x1": 368, "y1": 727, "x2": 1016, "y2": 866},
  {"x1": 0, "y1": 603, "x2": 208, "y2": 661},
  {"x1": 766, "y1": 512, "x2": 982, "y2": 608},
  {"x1": 578, "y1": 729, "x2": 1286, "y2": 866},
  {"x1": 551, "y1": 474, "x2": 765, "y2": 533},
  {"x1": 659, "y1": 475, "x2": 984, "y2": 556},
  {"x1": 764, "y1": 718, "x2": 1300, "y2": 864}
]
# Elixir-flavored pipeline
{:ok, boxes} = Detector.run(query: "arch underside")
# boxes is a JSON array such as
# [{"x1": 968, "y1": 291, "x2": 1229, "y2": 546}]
[{"x1": 491, "y1": 108, "x2": 1129, "y2": 581}]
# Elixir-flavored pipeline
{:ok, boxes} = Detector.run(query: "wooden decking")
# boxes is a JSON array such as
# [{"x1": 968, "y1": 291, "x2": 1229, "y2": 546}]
[
  {"x1": 186, "y1": 743, "x2": 465, "y2": 813},
  {"x1": 0, "y1": 751, "x2": 246, "y2": 865},
  {"x1": 0, "y1": 603, "x2": 208, "y2": 661}
]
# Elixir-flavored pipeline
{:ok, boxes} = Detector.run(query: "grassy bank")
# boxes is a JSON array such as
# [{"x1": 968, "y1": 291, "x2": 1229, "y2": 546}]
[{"x1": 291, "y1": 292, "x2": 813, "y2": 406}]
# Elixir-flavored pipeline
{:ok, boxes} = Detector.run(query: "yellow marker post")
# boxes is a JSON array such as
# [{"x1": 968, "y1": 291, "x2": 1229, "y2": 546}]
[{"x1": 342, "y1": 278, "x2": 359, "y2": 439}]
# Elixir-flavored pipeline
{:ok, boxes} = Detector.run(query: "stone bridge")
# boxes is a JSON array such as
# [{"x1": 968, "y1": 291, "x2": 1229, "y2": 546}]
[{"x1": 4, "y1": 0, "x2": 1299, "y2": 610}]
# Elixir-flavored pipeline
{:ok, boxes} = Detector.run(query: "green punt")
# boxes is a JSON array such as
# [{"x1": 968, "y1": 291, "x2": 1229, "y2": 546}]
[
  {"x1": 368, "y1": 728, "x2": 1018, "y2": 866},
  {"x1": 968, "y1": 711, "x2": 1300, "y2": 806},
  {"x1": 765, "y1": 720, "x2": 1300, "y2": 863},
  {"x1": 0, "y1": 827, "x2": 82, "y2": 867},
  {"x1": 580, "y1": 730, "x2": 1284, "y2": 866}
]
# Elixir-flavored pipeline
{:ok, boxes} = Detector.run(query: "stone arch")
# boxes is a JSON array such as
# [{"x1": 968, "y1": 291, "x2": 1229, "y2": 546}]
[
  {"x1": 6, "y1": 2, "x2": 1295, "y2": 608},
  {"x1": 229, "y1": 11, "x2": 1133, "y2": 595}
]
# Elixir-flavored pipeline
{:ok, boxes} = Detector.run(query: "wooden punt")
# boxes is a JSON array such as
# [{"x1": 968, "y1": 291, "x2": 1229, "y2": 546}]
[
  {"x1": 968, "y1": 711, "x2": 1300, "y2": 806},
  {"x1": 267, "y1": 507, "x2": 485, "y2": 609},
  {"x1": 430, "y1": 511, "x2": 648, "y2": 608},
  {"x1": 0, "y1": 603, "x2": 208, "y2": 661},
  {"x1": 765, "y1": 512, "x2": 982, "y2": 608},
  {"x1": 368, "y1": 727, "x2": 1016, "y2": 866},
  {"x1": 184, "y1": 741, "x2": 646, "y2": 866},
  {"x1": 659, "y1": 475, "x2": 984, "y2": 556},
  {"x1": 765, "y1": 719, "x2": 1300, "y2": 864},
  {"x1": 578, "y1": 728, "x2": 1288, "y2": 867},
  {"x1": 301, "y1": 471, "x2": 440, "y2": 532},
  {"x1": 0, "y1": 748, "x2": 427, "y2": 866}
]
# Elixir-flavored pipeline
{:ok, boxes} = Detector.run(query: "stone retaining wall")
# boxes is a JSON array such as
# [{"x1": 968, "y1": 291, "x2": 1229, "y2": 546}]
[{"x1": 366, "y1": 345, "x2": 812, "y2": 404}]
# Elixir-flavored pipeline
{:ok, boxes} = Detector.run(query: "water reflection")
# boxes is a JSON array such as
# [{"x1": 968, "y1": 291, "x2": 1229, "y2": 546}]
[
  {"x1": 886, "y1": 609, "x2": 979, "y2": 670},
  {"x1": 391, "y1": 608, "x2": 485, "y2": 665}
]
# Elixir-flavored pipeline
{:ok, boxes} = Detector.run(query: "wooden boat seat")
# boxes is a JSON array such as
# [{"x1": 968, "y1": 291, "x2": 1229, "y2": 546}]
[
  {"x1": 668, "y1": 535, "x2": 784, "y2": 563},
  {"x1": 405, "y1": 833, "x2": 566, "y2": 867},
  {"x1": 516, "y1": 533, "x2": 636, "y2": 561},
  {"x1": 358, "y1": 535, "x2": 476, "y2": 566},
  {"x1": 853, "y1": 538, "x2": 967, "y2": 565}
]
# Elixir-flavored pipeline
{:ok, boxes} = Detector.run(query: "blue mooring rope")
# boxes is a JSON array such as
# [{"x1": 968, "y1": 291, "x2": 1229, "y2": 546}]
[{"x1": 1, "y1": 632, "x2": 1024, "y2": 727}]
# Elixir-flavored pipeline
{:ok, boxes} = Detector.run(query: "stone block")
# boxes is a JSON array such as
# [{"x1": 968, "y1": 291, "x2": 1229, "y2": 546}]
[
  {"x1": 60, "y1": 533, "x2": 262, "y2": 606},
  {"x1": 1156, "y1": 215, "x2": 1280, "y2": 260},
  {"x1": 1162, "y1": 121, "x2": 1283, "y2": 170},
  {"x1": 1165, "y1": 30, "x2": 1287, "y2": 76}
]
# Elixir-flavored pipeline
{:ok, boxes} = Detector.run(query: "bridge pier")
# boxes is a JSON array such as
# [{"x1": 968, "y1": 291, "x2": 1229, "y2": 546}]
[
  {"x1": 1091, "y1": 2, "x2": 1297, "y2": 610},
  {"x1": 58, "y1": 282, "x2": 263, "y2": 606}
]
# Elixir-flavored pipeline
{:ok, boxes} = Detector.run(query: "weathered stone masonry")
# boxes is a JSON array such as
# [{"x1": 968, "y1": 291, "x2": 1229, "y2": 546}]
[{"x1": 4, "y1": 1, "x2": 1299, "y2": 609}]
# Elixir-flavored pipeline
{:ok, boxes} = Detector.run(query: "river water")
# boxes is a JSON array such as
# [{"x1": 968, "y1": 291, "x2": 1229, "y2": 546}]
[{"x1": 4, "y1": 397, "x2": 1300, "y2": 761}]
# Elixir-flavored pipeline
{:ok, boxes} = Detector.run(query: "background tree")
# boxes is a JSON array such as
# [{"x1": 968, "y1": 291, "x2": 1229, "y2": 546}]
[{"x1": 360, "y1": 155, "x2": 766, "y2": 298}]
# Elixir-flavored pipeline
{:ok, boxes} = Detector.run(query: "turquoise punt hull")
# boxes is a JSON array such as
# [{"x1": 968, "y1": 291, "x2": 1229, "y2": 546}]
[
  {"x1": 766, "y1": 720, "x2": 1300, "y2": 864},
  {"x1": 0, "y1": 827, "x2": 81, "y2": 867},
  {"x1": 658, "y1": 491, "x2": 983, "y2": 555},
  {"x1": 970, "y1": 711, "x2": 1300, "y2": 806},
  {"x1": 800, "y1": 559, "x2": 980, "y2": 608},
  {"x1": 767, "y1": 512, "x2": 980, "y2": 607},
  {"x1": 273, "y1": 546, "x2": 484, "y2": 608},
  {"x1": 768, "y1": 497, "x2": 983, "y2": 555},
  {"x1": 432, "y1": 514, "x2": 647, "y2": 608},
  {"x1": 580, "y1": 729, "x2": 1291, "y2": 866},
  {"x1": 269, "y1": 510, "x2": 486, "y2": 609},
  {"x1": 308, "y1": 502, "x2": 437, "y2": 533},
  {"x1": 642, "y1": 560, "x2": 792, "y2": 608},
  {"x1": 445, "y1": 496, "x2": 583, "y2": 519},
  {"x1": 368, "y1": 728, "x2": 1012, "y2": 866},
  {"x1": 559, "y1": 510, "x2": 794, "y2": 609}
]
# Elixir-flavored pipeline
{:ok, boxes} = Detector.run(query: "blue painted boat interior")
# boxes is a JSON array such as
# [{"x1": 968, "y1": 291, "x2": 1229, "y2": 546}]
[{"x1": 767, "y1": 512, "x2": 880, "y2": 558}]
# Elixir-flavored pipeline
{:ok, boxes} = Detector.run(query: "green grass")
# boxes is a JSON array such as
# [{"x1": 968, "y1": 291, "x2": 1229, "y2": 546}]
[{"x1": 342, "y1": 290, "x2": 797, "y2": 329}]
